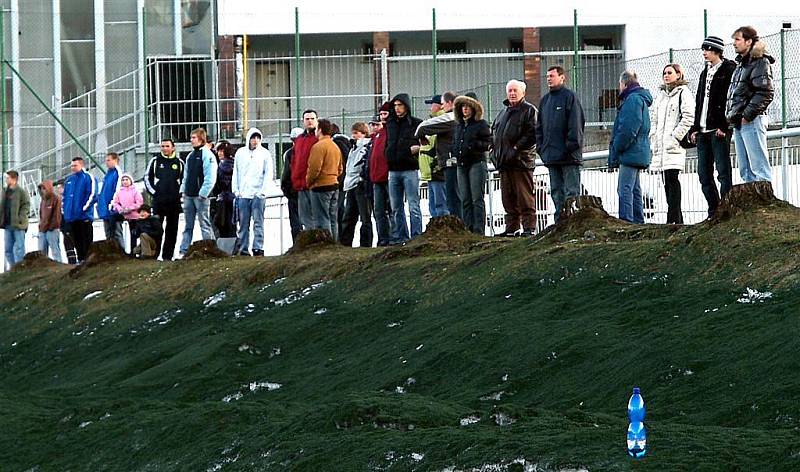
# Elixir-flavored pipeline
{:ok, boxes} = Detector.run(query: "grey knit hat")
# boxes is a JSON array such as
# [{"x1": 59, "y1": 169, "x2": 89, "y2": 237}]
[{"x1": 701, "y1": 35, "x2": 725, "y2": 53}]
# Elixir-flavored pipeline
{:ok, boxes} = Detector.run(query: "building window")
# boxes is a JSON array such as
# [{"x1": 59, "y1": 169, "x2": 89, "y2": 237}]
[
  {"x1": 509, "y1": 39, "x2": 523, "y2": 61},
  {"x1": 60, "y1": 0, "x2": 95, "y2": 104},
  {"x1": 583, "y1": 37, "x2": 615, "y2": 51},
  {"x1": 437, "y1": 41, "x2": 468, "y2": 62}
]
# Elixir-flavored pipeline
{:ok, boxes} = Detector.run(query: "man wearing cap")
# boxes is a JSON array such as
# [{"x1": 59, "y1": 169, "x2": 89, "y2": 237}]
[
  {"x1": 233, "y1": 127, "x2": 276, "y2": 256},
  {"x1": 281, "y1": 127, "x2": 305, "y2": 244},
  {"x1": 690, "y1": 36, "x2": 737, "y2": 218},
  {"x1": 417, "y1": 94, "x2": 448, "y2": 218},
  {"x1": 416, "y1": 91, "x2": 460, "y2": 219},
  {"x1": 369, "y1": 105, "x2": 394, "y2": 246},
  {"x1": 725, "y1": 26, "x2": 775, "y2": 183}
]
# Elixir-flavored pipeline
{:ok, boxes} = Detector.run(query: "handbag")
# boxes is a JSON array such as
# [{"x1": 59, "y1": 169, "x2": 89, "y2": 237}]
[{"x1": 677, "y1": 89, "x2": 696, "y2": 149}]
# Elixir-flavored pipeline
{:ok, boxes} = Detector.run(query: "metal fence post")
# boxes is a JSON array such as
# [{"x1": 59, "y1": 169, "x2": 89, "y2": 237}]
[
  {"x1": 781, "y1": 28, "x2": 788, "y2": 200},
  {"x1": 243, "y1": 34, "x2": 249, "y2": 131},
  {"x1": 703, "y1": 9, "x2": 708, "y2": 38},
  {"x1": 294, "y1": 7, "x2": 301, "y2": 126},
  {"x1": 669, "y1": 48, "x2": 674, "y2": 63},
  {"x1": 573, "y1": 9, "x2": 579, "y2": 91},
  {"x1": 432, "y1": 8, "x2": 437, "y2": 96},
  {"x1": 380, "y1": 48, "x2": 389, "y2": 103},
  {"x1": 0, "y1": 7, "x2": 6, "y2": 174}
]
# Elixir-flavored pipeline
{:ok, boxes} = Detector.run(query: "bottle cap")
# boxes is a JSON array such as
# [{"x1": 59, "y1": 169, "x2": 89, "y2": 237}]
[{"x1": 633, "y1": 387, "x2": 640, "y2": 394}]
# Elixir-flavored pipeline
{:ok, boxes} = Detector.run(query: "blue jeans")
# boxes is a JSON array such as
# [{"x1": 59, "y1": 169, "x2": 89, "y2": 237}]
[
  {"x1": 298, "y1": 190, "x2": 315, "y2": 230},
  {"x1": 373, "y1": 182, "x2": 393, "y2": 246},
  {"x1": 618, "y1": 165, "x2": 644, "y2": 224},
  {"x1": 445, "y1": 167, "x2": 462, "y2": 219},
  {"x1": 310, "y1": 190, "x2": 339, "y2": 240},
  {"x1": 236, "y1": 197, "x2": 266, "y2": 253},
  {"x1": 548, "y1": 165, "x2": 581, "y2": 222},
  {"x1": 427, "y1": 180, "x2": 449, "y2": 217},
  {"x1": 696, "y1": 130, "x2": 733, "y2": 217},
  {"x1": 4, "y1": 228, "x2": 26, "y2": 268},
  {"x1": 457, "y1": 161, "x2": 488, "y2": 234},
  {"x1": 388, "y1": 170, "x2": 422, "y2": 242},
  {"x1": 180, "y1": 196, "x2": 214, "y2": 254},
  {"x1": 733, "y1": 115, "x2": 771, "y2": 182},
  {"x1": 38, "y1": 230, "x2": 62, "y2": 262}
]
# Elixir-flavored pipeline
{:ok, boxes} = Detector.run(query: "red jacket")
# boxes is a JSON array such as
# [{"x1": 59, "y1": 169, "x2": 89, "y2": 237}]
[
  {"x1": 368, "y1": 129, "x2": 389, "y2": 184},
  {"x1": 290, "y1": 131, "x2": 319, "y2": 191}
]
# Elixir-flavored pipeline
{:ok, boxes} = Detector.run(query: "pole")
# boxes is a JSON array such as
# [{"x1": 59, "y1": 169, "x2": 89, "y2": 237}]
[
  {"x1": 572, "y1": 9, "x2": 579, "y2": 91},
  {"x1": 143, "y1": 6, "x2": 150, "y2": 153},
  {"x1": 1, "y1": 7, "x2": 7, "y2": 173},
  {"x1": 485, "y1": 82, "x2": 492, "y2": 122},
  {"x1": 3, "y1": 61, "x2": 103, "y2": 171},
  {"x1": 669, "y1": 48, "x2": 674, "y2": 63},
  {"x1": 243, "y1": 33, "x2": 249, "y2": 132},
  {"x1": 432, "y1": 8, "x2": 437, "y2": 96},
  {"x1": 781, "y1": 27, "x2": 788, "y2": 200},
  {"x1": 703, "y1": 9, "x2": 708, "y2": 38},
  {"x1": 294, "y1": 7, "x2": 301, "y2": 126}
]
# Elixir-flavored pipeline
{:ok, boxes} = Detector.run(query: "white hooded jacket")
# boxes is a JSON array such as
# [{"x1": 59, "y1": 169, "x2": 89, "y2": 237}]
[
  {"x1": 232, "y1": 127, "x2": 279, "y2": 199},
  {"x1": 649, "y1": 83, "x2": 694, "y2": 172}
]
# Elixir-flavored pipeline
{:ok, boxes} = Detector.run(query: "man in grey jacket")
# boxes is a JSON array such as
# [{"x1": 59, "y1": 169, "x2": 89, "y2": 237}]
[{"x1": 725, "y1": 26, "x2": 775, "y2": 183}]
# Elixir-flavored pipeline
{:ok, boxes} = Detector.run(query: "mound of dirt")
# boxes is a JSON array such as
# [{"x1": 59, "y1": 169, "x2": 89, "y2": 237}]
[
  {"x1": 10, "y1": 251, "x2": 60, "y2": 272},
  {"x1": 537, "y1": 195, "x2": 626, "y2": 242},
  {"x1": 69, "y1": 240, "x2": 127, "y2": 277},
  {"x1": 421, "y1": 215, "x2": 470, "y2": 237},
  {"x1": 712, "y1": 181, "x2": 786, "y2": 221},
  {"x1": 287, "y1": 229, "x2": 337, "y2": 255},
  {"x1": 184, "y1": 240, "x2": 229, "y2": 260}
]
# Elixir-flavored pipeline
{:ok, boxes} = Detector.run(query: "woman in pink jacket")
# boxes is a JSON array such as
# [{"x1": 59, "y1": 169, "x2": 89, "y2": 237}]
[{"x1": 112, "y1": 174, "x2": 143, "y2": 252}]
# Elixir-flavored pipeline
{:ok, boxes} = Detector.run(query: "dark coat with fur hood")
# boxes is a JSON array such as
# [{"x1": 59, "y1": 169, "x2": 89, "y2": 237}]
[
  {"x1": 726, "y1": 40, "x2": 775, "y2": 127},
  {"x1": 450, "y1": 95, "x2": 492, "y2": 167}
]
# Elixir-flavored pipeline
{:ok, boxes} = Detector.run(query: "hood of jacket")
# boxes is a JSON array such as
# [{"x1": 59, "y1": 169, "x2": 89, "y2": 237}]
[
  {"x1": 620, "y1": 84, "x2": 653, "y2": 107},
  {"x1": 120, "y1": 173, "x2": 135, "y2": 186},
  {"x1": 738, "y1": 40, "x2": 776, "y2": 64},
  {"x1": 40, "y1": 179, "x2": 55, "y2": 199},
  {"x1": 454, "y1": 95, "x2": 484, "y2": 122},
  {"x1": 245, "y1": 127, "x2": 263, "y2": 146},
  {"x1": 389, "y1": 93, "x2": 413, "y2": 120},
  {"x1": 659, "y1": 79, "x2": 689, "y2": 93}
]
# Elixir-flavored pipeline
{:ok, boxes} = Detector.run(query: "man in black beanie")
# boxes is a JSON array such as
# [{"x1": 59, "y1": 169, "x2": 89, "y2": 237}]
[{"x1": 690, "y1": 35, "x2": 736, "y2": 218}]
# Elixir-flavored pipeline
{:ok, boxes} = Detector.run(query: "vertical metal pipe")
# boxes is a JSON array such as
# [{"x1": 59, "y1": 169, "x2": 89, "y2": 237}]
[
  {"x1": 53, "y1": 0, "x2": 63, "y2": 171},
  {"x1": 432, "y1": 8, "x2": 437, "y2": 95},
  {"x1": 781, "y1": 27, "x2": 788, "y2": 200},
  {"x1": 573, "y1": 9, "x2": 579, "y2": 92},
  {"x1": 380, "y1": 48, "x2": 389, "y2": 103},
  {"x1": 173, "y1": 0, "x2": 182, "y2": 56},
  {"x1": 1, "y1": 4, "x2": 7, "y2": 173},
  {"x1": 669, "y1": 48, "x2": 674, "y2": 63},
  {"x1": 703, "y1": 9, "x2": 708, "y2": 38},
  {"x1": 10, "y1": 0, "x2": 20, "y2": 168},
  {"x1": 294, "y1": 7, "x2": 301, "y2": 125},
  {"x1": 142, "y1": 5, "x2": 150, "y2": 152},
  {"x1": 94, "y1": 0, "x2": 107, "y2": 157},
  {"x1": 243, "y1": 34, "x2": 249, "y2": 132}
]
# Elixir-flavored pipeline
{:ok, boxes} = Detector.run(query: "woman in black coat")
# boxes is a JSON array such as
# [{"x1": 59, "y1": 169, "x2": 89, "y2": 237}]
[{"x1": 451, "y1": 94, "x2": 492, "y2": 235}]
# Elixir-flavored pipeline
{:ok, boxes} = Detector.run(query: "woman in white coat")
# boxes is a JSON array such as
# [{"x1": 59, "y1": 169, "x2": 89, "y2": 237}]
[{"x1": 650, "y1": 63, "x2": 694, "y2": 224}]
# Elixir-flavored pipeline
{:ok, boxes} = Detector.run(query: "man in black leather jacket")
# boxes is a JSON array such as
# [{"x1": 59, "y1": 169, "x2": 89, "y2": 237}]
[
  {"x1": 725, "y1": 26, "x2": 775, "y2": 183},
  {"x1": 491, "y1": 79, "x2": 538, "y2": 236}
]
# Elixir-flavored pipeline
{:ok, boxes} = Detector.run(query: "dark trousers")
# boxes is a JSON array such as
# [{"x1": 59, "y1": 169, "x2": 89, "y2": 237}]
[
  {"x1": 61, "y1": 226, "x2": 79, "y2": 264},
  {"x1": 373, "y1": 182, "x2": 392, "y2": 246},
  {"x1": 500, "y1": 169, "x2": 536, "y2": 232},
  {"x1": 69, "y1": 220, "x2": 94, "y2": 262},
  {"x1": 287, "y1": 195, "x2": 302, "y2": 244},
  {"x1": 127, "y1": 219, "x2": 139, "y2": 254},
  {"x1": 444, "y1": 167, "x2": 462, "y2": 220},
  {"x1": 548, "y1": 165, "x2": 581, "y2": 222},
  {"x1": 663, "y1": 169, "x2": 683, "y2": 224},
  {"x1": 696, "y1": 130, "x2": 733, "y2": 217},
  {"x1": 340, "y1": 184, "x2": 374, "y2": 247},
  {"x1": 156, "y1": 203, "x2": 181, "y2": 260},
  {"x1": 457, "y1": 161, "x2": 488, "y2": 234}
]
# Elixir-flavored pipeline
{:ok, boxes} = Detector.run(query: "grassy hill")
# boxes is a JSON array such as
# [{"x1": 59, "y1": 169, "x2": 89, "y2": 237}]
[{"x1": 1, "y1": 187, "x2": 799, "y2": 471}]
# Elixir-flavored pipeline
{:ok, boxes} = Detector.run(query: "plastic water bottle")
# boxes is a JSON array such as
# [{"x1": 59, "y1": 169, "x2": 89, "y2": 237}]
[{"x1": 626, "y1": 387, "x2": 647, "y2": 458}]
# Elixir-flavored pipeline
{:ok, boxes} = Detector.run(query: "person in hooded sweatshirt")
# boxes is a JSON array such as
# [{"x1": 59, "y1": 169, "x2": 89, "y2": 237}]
[
  {"x1": 179, "y1": 128, "x2": 217, "y2": 256},
  {"x1": 608, "y1": 70, "x2": 654, "y2": 224},
  {"x1": 111, "y1": 173, "x2": 143, "y2": 253},
  {"x1": 233, "y1": 128, "x2": 276, "y2": 256},
  {"x1": 650, "y1": 63, "x2": 694, "y2": 225},
  {"x1": 37, "y1": 179, "x2": 62, "y2": 262},
  {"x1": 385, "y1": 93, "x2": 423, "y2": 243}
]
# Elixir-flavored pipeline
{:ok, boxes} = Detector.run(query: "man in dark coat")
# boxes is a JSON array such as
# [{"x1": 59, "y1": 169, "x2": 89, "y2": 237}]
[
  {"x1": 491, "y1": 79, "x2": 538, "y2": 236},
  {"x1": 536, "y1": 66, "x2": 586, "y2": 223},
  {"x1": 385, "y1": 93, "x2": 423, "y2": 242}
]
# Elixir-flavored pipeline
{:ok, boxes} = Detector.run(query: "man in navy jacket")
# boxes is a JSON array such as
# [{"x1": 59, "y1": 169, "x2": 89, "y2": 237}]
[{"x1": 96, "y1": 152, "x2": 122, "y2": 246}]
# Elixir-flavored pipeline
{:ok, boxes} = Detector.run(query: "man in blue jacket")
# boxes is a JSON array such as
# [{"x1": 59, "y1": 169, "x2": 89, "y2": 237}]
[
  {"x1": 179, "y1": 128, "x2": 218, "y2": 256},
  {"x1": 62, "y1": 157, "x2": 97, "y2": 263},
  {"x1": 608, "y1": 70, "x2": 653, "y2": 224},
  {"x1": 536, "y1": 66, "x2": 585, "y2": 223},
  {"x1": 96, "y1": 152, "x2": 123, "y2": 247}
]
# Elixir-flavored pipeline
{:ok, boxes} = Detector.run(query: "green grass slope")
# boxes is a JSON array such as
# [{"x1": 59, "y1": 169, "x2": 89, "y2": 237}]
[{"x1": 1, "y1": 198, "x2": 799, "y2": 471}]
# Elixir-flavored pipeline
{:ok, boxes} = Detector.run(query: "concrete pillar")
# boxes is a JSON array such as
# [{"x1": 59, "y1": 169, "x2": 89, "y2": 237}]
[
  {"x1": 217, "y1": 35, "x2": 237, "y2": 139},
  {"x1": 522, "y1": 27, "x2": 541, "y2": 106},
  {"x1": 373, "y1": 32, "x2": 390, "y2": 109}
]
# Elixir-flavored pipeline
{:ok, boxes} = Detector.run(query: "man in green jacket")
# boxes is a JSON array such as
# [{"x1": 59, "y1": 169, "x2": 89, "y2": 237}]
[{"x1": 0, "y1": 170, "x2": 31, "y2": 268}]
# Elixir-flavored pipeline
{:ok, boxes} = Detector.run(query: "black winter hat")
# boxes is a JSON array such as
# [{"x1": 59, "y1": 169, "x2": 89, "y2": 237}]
[{"x1": 702, "y1": 35, "x2": 725, "y2": 53}]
